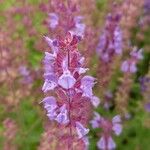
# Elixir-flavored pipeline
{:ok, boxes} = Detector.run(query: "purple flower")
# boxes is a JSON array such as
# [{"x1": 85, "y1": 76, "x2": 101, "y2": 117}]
[
  {"x1": 90, "y1": 112, "x2": 101, "y2": 128},
  {"x1": 130, "y1": 48, "x2": 143, "y2": 60},
  {"x1": 48, "y1": 13, "x2": 59, "y2": 29},
  {"x1": 71, "y1": 16, "x2": 86, "y2": 37},
  {"x1": 82, "y1": 136, "x2": 89, "y2": 149},
  {"x1": 77, "y1": 67, "x2": 89, "y2": 74},
  {"x1": 96, "y1": 12, "x2": 122, "y2": 62},
  {"x1": 121, "y1": 61, "x2": 137, "y2": 73},
  {"x1": 41, "y1": 32, "x2": 98, "y2": 147},
  {"x1": 19, "y1": 66, "x2": 30, "y2": 76},
  {"x1": 114, "y1": 26, "x2": 122, "y2": 54},
  {"x1": 91, "y1": 96, "x2": 101, "y2": 108},
  {"x1": 145, "y1": 103, "x2": 150, "y2": 112},
  {"x1": 58, "y1": 70, "x2": 76, "y2": 89},
  {"x1": 91, "y1": 113, "x2": 122, "y2": 150},
  {"x1": 42, "y1": 97, "x2": 58, "y2": 120},
  {"x1": 81, "y1": 76, "x2": 95, "y2": 98},
  {"x1": 44, "y1": 37, "x2": 58, "y2": 54},
  {"x1": 42, "y1": 77, "x2": 57, "y2": 93},
  {"x1": 19, "y1": 66, "x2": 33, "y2": 84},
  {"x1": 97, "y1": 136, "x2": 116, "y2": 150},
  {"x1": 112, "y1": 115, "x2": 122, "y2": 136},
  {"x1": 139, "y1": 76, "x2": 150, "y2": 92},
  {"x1": 75, "y1": 122, "x2": 89, "y2": 139},
  {"x1": 121, "y1": 47, "x2": 143, "y2": 73},
  {"x1": 55, "y1": 104, "x2": 69, "y2": 124}
]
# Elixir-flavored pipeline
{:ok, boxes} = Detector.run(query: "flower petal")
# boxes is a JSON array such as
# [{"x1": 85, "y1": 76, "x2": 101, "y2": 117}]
[
  {"x1": 97, "y1": 136, "x2": 106, "y2": 150},
  {"x1": 112, "y1": 123, "x2": 122, "y2": 136},
  {"x1": 107, "y1": 136, "x2": 116, "y2": 149},
  {"x1": 58, "y1": 70, "x2": 76, "y2": 89},
  {"x1": 91, "y1": 96, "x2": 100, "y2": 108},
  {"x1": 76, "y1": 122, "x2": 89, "y2": 139}
]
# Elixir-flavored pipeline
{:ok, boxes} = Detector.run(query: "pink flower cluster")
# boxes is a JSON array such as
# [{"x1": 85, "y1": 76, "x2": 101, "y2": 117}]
[
  {"x1": 90, "y1": 113, "x2": 122, "y2": 150},
  {"x1": 42, "y1": 32, "x2": 100, "y2": 146}
]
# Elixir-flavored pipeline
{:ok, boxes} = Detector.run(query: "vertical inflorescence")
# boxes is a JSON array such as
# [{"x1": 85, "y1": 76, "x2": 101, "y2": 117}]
[
  {"x1": 42, "y1": 31, "x2": 99, "y2": 149},
  {"x1": 41, "y1": 1, "x2": 100, "y2": 149},
  {"x1": 115, "y1": 47, "x2": 143, "y2": 115},
  {"x1": 96, "y1": 6, "x2": 122, "y2": 99},
  {"x1": 96, "y1": 12, "x2": 122, "y2": 62}
]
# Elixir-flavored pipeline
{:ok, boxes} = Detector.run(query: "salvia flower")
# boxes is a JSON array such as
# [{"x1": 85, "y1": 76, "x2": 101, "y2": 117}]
[
  {"x1": 48, "y1": 13, "x2": 59, "y2": 29},
  {"x1": 96, "y1": 12, "x2": 122, "y2": 62},
  {"x1": 42, "y1": 32, "x2": 99, "y2": 148},
  {"x1": 121, "y1": 47, "x2": 143, "y2": 73},
  {"x1": 48, "y1": 1, "x2": 86, "y2": 38},
  {"x1": 90, "y1": 113, "x2": 122, "y2": 150},
  {"x1": 19, "y1": 66, "x2": 33, "y2": 84}
]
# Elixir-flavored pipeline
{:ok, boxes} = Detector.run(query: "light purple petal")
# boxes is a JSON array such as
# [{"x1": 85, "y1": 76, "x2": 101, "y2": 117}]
[
  {"x1": 81, "y1": 76, "x2": 95, "y2": 98},
  {"x1": 129, "y1": 62, "x2": 137, "y2": 73},
  {"x1": 97, "y1": 136, "x2": 106, "y2": 150},
  {"x1": 58, "y1": 70, "x2": 76, "y2": 89},
  {"x1": 82, "y1": 136, "x2": 89, "y2": 149},
  {"x1": 130, "y1": 47, "x2": 143, "y2": 60},
  {"x1": 55, "y1": 104, "x2": 69, "y2": 124},
  {"x1": 114, "y1": 26, "x2": 122, "y2": 54},
  {"x1": 79, "y1": 57, "x2": 85, "y2": 65},
  {"x1": 107, "y1": 136, "x2": 116, "y2": 149},
  {"x1": 137, "y1": 49, "x2": 143, "y2": 60},
  {"x1": 42, "y1": 96, "x2": 58, "y2": 120},
  {"x1": 43, "y1": 73, "x2": 57, "y2": 81},
  {"x1": 42, "y1": 79, "x2": 57, "y2": 92},
  {"x1": 48, "y1": 13, "x2": 59, "y2": 29},
  {"x1": 42, "y1": 96, "x2": 57, "y2": 105},
  {"x1": 90, "y1": 112, "x2": 101, "y2": 128},
  {"x1": 112, "y1": 115, "x2": 121, "y2": 124},
  {"x1": 91, "y1": 96, "x2": 100, "y2": 108},
  {"x1": 19, "y1": 66, "x2": 29, "y2": 76},
  {"x1": 78, "y1": 67, "x2": 89, "y2": 74},
  {"x1": 112, "y1": 123, "x2": 122, "y2": 136},
  {"x1": 145, "y1": 103, "x2": 150, "y2": 112},
  {"x1": 121, "y1": 60, "x2": 129, "y2": 72},
  {"x1": 44, "y1": 37, "x2": 58, "y2": 53},
  {"x1": 44, "y1": 52, "x2": 56, "y2": 62},
  {"x1": 75, "y1": 122, "x2": 89, "y2": 139},
  {"x1": 47, "y1": 111, "x2": 57, "y2": 120}
]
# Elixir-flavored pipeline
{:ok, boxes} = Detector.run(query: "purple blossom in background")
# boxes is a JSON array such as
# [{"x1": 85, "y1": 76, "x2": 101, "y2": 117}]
[
  {"x1": 48, "y1": 13, "x2": 59, "y2": 29},
  {"x1": 96, "y1": 12, "x2": 122, "y2": 62},
  {"x1": 19, "y1": 66, "x2": 33, "y2": 84},
  {"x1": 103, "y1": 90, "x2": 113, "y2": 110},
  {"x1": 121, "y1": 47, "x2": 143, "y2": 73},
  {"x1": 90, "y1": 113, "x2": 122, "y2": 150},
  {"x1": 144, "y1": 0, "x2": 150, "y2": 14},
  {"x1": 139, "y1": 76, "x2": 150, "y2": 92},
  {"x1": 145, "y1": 103, "x2": 150, "y2": 112},
  {"x1": 71, "y1": 16, "x2": 86, "y2": 37}
]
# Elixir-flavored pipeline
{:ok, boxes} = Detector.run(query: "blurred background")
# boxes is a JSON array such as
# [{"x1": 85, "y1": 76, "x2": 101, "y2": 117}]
[{"x1": 0, "y1": 0, "x2": 150, "y2": 150}]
